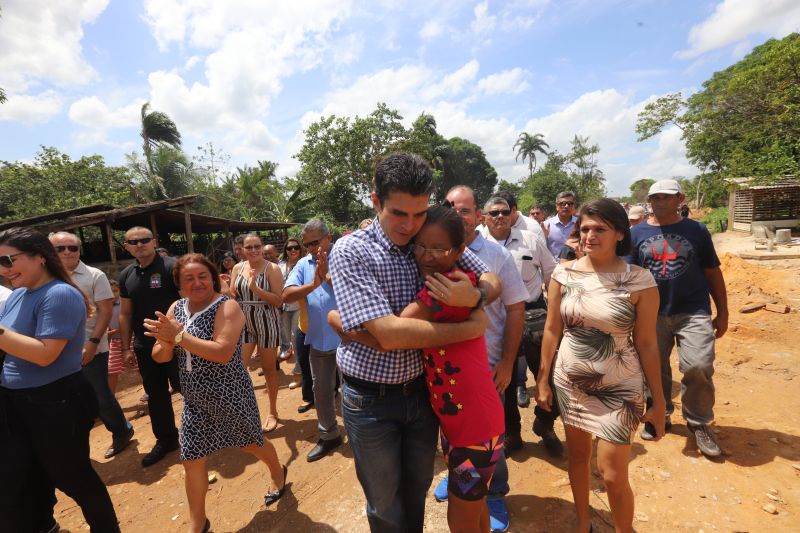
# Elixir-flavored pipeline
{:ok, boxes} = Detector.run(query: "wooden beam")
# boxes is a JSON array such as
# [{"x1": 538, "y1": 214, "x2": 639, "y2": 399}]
[
  {"x1": 224, "y1": 223, "x2": 232, "y2": 251},
  {"x1": 184, "y1": 204, "x2": 194, "y2": 254},
  {"x1": 105, "y1": 222, "x2": 117, "y2": 265},
  {"x1": 149, "y1": 212, "x2": 158, "y2": 240}
]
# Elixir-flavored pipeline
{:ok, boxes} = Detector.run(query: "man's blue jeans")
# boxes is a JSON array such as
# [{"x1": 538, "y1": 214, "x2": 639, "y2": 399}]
[
  {"x1": 82, "y1": 351, "x2": 131, "y2": 440},
  {"x1": 341, "y1": 379, "x2": 438, "y2": 533}
]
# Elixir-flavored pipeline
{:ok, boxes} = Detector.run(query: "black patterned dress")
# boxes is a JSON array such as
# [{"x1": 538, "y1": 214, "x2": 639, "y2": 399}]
[{"x1": 174, "y1": 295, "x2": 264, "y2": 461}]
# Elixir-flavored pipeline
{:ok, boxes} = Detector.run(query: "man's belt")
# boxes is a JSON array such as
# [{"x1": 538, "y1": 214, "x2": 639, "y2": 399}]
[{"x1": 342, "y1": 373, "x2": 424, "y2": 396}]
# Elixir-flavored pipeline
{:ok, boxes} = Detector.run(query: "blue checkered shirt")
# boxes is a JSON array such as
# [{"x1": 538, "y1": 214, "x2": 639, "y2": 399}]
[{"x1": 330, "y1": 219, "x2": 488, "y2": 384}]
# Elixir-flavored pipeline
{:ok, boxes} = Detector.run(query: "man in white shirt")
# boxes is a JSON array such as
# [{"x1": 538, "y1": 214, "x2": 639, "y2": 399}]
[
  {"x1": 482, "y1": 197, "x2": 563, "y2": 457},
  {"x1": 49, "y1": 232, "x2": 134, "y2": 459}
]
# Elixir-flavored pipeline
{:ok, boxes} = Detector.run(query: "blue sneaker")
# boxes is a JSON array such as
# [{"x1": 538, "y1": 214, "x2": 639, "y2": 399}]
[
  {"x1": 487, "y1": 497, "x2": 510, "y2": 532},
  {"x1": 433, "y1": 475, "x2": 448, "y2": 502}
]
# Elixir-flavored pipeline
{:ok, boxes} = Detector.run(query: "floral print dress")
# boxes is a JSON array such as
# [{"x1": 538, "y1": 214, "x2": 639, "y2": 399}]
[{"x1": 552, "y1": 262, "x2": 657, "y2": 444}]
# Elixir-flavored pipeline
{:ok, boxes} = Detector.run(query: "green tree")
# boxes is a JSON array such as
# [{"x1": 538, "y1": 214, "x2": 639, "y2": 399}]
[
  {"x1": 628, "y1": 178, "x2": 655, "y2": 204},
  {"x1": 636, "y1": 33, "x2": 800, "y2": 180},
  {"x1": 140, "y1": 102, "x2": 182, "y2": 172},
  {"x1": 513, "y1": 132, "x2": 550, "y2": 177},
  {"x1": 0, "y1": 147, "x2": 134, "y2": 220},
  {"x1": 567, "y1": 134, "x2": 606, "y2": 199},
  {"x1": 523, "y1": 151, "x2": 579, "y2": 206},
  {"x1": 432, "y1": 137, "x2": 498, "y2": 203},
  {"x1": 295, "y1": 103, "x2": 407, "y2": 222}
]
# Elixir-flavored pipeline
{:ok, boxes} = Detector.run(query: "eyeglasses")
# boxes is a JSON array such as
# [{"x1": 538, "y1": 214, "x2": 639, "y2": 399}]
[
  {"x1": 54, "y1": 245, "x2": 80, "y2": 253},
  {"x1": 410, "y1": 244, "x2": 452, "y2": 258},
  {"x1": 243, "y1": 245, "x2": 261, "y2": 251},
  {"x1": 285, "y1": 245, "x2": 301, "y2": 252},
  {"x1": 557, "y1": 201, "x2": 575, "y2": 207},
  {"x1": 487, "y1": 209, "x2": 511, "y2": 218},
  {"x1": 0, "y1": 252, "x2": 25, "y2": 268},
  {"x1": 125, "y1": 237, "x2": 153, "y2": 246},
  {"x1": 303, "y1": 239, "x2": 321, "y2": 248}
]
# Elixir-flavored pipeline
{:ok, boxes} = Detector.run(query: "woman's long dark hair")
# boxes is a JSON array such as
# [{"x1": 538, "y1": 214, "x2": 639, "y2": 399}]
[
  {"x1": 0, "y1": 227, "x2": 93, "y2": 315},
  {"x1": 577, "y1": 198, "x2": 632, "y2": 256}
]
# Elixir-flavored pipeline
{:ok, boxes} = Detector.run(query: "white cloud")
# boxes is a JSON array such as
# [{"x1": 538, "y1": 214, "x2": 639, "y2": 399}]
[
  {"x1": 423, "y1": 61, "x2": 480, "y2": 100},
  {"x1": 471, "y1": 1, "x2": 497, "y2": 33},
  {"x1": 0, "y1": 91, "x2": 63, "y2": 124},
  {"x1": 69, "y1": 96, "x2": 143, "y2": 129},
  {"x1": 419, "y1": 20, "x2": 444, "y2": 40},
  {"x1": 0, "y1": 0, "x2": 108, "y2": 92},
  {"x1": 477, "y1": 68, "x2": 530, "y2": 95},
  {"x1": 677, "y1": 0, "x2": 800, "y2": 59}
]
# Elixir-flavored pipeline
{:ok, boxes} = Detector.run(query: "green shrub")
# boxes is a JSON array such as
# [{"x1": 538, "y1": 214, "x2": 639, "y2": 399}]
[{"x1": 700, "y1": 207, "x2": 729, "y2": 234}]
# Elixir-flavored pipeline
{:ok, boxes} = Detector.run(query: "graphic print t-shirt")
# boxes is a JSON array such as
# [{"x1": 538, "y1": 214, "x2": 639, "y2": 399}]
[{"x1": 628, "y1": 218, "x2": 720, "y2": 316}]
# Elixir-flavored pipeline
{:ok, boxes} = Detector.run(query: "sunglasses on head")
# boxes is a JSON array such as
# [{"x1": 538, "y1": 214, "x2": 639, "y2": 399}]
[
  {"x1": 125, "y1": 237, "x2": 153, "y2": 246},
  {"x1": 285, "y1": 245, "x2": 301, "y2": 251},
  {"x1": 0, "y1": 252, "x2": 25, "y2": 268},
  {"x1": 487, "y1": 209, "x2": 511, "y2": 218},
  {"x1": 54, "y1": 245, "x2": 80, "y2": 253},
  {"x1": 558, "y1": 201, "x2": 575, "y2": 207}
]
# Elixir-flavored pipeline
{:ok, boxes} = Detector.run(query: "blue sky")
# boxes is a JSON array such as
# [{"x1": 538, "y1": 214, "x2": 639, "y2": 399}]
[{"x1": 2, "y1": 0, "x2": 799, "y2": 196}]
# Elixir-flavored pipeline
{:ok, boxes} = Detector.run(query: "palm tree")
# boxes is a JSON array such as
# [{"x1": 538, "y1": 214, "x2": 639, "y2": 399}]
[
  {"x1": 513, "y1": 132, "x2": 550, "y2": 177},
  {"x1": 140, "y1": 102, "x2": 182, "y2": 174}
]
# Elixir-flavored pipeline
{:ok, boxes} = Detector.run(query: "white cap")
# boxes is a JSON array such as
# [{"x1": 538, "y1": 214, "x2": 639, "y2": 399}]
[
  {"x1": 648, "y1": 179, "x2": 682, "y2": 196},
  {"x1": 628, "y1": 205, "x2": 646, "y2": 219}
]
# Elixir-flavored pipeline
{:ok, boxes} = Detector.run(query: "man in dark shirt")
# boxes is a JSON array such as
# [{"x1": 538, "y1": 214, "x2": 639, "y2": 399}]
[
  {"x1": 118, "y1": 226, "x2": 181, "y2": 467},
  {"x1": 628, "y1": 180, "x2": 728, "y2": 458}
]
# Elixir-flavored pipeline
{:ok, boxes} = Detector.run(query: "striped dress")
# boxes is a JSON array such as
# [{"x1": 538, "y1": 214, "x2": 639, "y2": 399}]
[{"x1": 233, "y1": 264, "x2": 280, "y2": 348}]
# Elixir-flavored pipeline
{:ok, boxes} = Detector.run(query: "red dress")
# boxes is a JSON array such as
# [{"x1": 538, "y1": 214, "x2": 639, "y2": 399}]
[{"x1": 418, "y1": 270, "x2": 504, "y2": 447}]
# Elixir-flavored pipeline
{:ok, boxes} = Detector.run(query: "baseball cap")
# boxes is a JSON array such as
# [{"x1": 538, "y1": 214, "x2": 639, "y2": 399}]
[
  {"x1": 648, "y1": 179, "x2": 682, "y2": 196},
  {"x1": 628, "y1": 206, "x2": 646, "y2": 219}
]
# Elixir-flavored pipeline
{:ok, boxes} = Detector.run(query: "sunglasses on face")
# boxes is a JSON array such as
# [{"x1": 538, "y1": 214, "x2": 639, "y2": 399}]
[
  {"x1": 243, "y1": 245, "x2": 261, "y2": 251},
  {"x1": 0, "y1": 252, "x2": 25, "y2": 268},
  {"x1": 125, "y1": 237, "x2": 153, "y2": 246},
  {"x1": 285, "y1": 245, "x2": 301, "y2": 252},
  {"x1": 303, "y1": 239, "x2": 321, "y2": 248},
  {"x1": 54, "y1": 245, "x2": 80, "y2": 253},
  {"x1": 487, "y1": 209, "x2": 511, "y2": 218},
  {"x1": 558, "y1": 201, "x2": 575, "y2": 207}
]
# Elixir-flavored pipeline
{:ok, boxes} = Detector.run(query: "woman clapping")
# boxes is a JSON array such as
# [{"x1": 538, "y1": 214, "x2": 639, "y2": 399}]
[{"x1": 146, "y1": 254, "x2": 287, "y2": 533}]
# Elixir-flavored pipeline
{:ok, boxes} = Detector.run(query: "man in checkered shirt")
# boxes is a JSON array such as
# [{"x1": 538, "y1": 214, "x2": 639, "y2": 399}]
[{"x1": 329, "y1": 152, "x2": 502, "y2": 533}]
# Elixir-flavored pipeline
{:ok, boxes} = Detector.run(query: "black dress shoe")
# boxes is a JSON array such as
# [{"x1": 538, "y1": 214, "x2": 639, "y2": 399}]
[
  {"x1": 533, "y1": 418, "x2": 564, "y2": 457},
  {"x1": 307, "y1": 436, "x2": 342, "y2": 462},
  {"x1": 504, "y1": 433, "x2": 523, "y2": 457},
  {"x1": 297, "y1": 402, "x2": 315, "y2": 413},
  {"x1": 105, "y1": 425, "x2": 135, "y2": 459},
  {"x1": 141, "y1": 440, "x2": 179, "y2": 467},
  {"x1": 265, "y1": 464, "x2": 288, "y2": 506}
]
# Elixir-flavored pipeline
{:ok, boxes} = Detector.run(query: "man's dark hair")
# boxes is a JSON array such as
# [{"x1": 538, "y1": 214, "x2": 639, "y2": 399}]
[
  {"x1": 423, "y1": 204, "x2": 466, "y2": 249},
  {"x1": 556, "y1": 191, "x2": 577, "y2": 203},
  {"x1": 533, "y1": 204, "x2": 548, "y2": 212},
  {"x1": 373, "y1": 152, "x2": 434, "y2": 205},
  {"x1": 577, "y1": 198, "x2": 632, "y2": 256},
  {"x1": 234, "y1": 235, "x2": 245, "y2": 246},
  {"x1": 494, "y1": 190, "x2": 518, "y2": 210}
]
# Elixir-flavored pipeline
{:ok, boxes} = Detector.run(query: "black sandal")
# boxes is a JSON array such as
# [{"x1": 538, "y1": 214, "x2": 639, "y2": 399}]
[
  {"x1": 201, "y1": 518, "x2": 210, "y2": 533},
  {"x1": 264, "y1": 464, "x2": 288, "y2": 506}
]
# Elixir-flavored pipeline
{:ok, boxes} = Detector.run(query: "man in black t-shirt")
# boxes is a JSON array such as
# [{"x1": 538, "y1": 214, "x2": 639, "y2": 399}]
[{"x1": 118, "y1": 226, "x2": 181, "y2": 467}]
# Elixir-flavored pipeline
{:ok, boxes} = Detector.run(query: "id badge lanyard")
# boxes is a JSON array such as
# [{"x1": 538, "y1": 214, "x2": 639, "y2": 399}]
[{"x1": 181, "y1": 296, "x2": 224, "y2": 371}]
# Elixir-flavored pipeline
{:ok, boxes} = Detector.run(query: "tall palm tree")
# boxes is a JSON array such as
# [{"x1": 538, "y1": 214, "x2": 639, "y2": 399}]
[
  {"x1": 513, "y1": 132, "x2": 550, "y2": 177},
  {"x1": 140, "y1": 102, "x2": 182, "y2": 174}
]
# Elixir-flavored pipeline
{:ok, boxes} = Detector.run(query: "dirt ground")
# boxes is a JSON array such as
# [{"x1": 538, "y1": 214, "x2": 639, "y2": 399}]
[{"x1": 53, "y1": 231, "x2": 800, "y2": 533}]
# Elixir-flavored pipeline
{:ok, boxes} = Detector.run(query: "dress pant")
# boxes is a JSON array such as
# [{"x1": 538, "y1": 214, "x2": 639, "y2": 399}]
[
  {"x1": 0, "y1": 372, "x2": 120, "y2": 532},
  {"x1": 309, "y1": 347, "x2": 341, "y2": 441},
  {"x1": 296, "y1": 330, "x2": 315, "y2": 405},
  {"x1": 135, "y1": 343, "x2": 179, "y2": 444},
  {"x1": 82, "y1": 351, "x2": 132, "y2": 441}
]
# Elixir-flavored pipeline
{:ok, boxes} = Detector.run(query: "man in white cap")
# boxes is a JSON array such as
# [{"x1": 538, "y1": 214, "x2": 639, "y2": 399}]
[
  {"x1": 627, "y1": 179, "x2": 728, "y2": 458},
  {"x1": 627, "y1": 205, "x2": 647, "y2": 226}
]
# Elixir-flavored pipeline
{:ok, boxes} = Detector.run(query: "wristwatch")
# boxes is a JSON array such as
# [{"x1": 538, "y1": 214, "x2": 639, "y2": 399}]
[
  {"x1": 472, "y1": 287, "x2": 488, "y2": 309},
  {"x1": 174, "y1": 330, "x2": 185, "y2": 345},
  {"x1": 88, "y1": 337, "x2": 101, "y2": 344}
]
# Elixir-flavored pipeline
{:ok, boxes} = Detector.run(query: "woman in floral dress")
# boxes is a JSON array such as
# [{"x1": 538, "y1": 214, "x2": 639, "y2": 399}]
[{"x1": 536, "y1": 198, "x2": 666, "y2": 533}]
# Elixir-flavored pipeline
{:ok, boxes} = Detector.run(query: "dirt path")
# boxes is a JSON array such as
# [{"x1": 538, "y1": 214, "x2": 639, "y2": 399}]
[{"x1": 55, "y1": 233, "x2": 800, "y2": 532}]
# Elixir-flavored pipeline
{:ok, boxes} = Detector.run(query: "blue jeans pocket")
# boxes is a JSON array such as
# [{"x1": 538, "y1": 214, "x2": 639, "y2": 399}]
[{"x1": 342, "y1": 386, "x2": 376, "y2": 412}]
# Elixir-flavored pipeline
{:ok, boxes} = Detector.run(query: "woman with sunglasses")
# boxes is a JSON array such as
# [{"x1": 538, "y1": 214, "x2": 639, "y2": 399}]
[
  {"x1": 228, "y1": 233, "x2": 283, "y2": 432},
  {"x1": 219, "y1": 252, "x2": 237, "y2": 284},
  {"x1": 0, "y1": 227, "x2": 119, "y2": 532},
  {"x1": 277, "y1": 239, "x2": 303, "y2": 380}
]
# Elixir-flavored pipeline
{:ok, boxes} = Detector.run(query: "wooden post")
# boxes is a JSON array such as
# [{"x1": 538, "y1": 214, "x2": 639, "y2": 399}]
[
  {"x1": 104, "y1": 222, "x2": 117, "y2": 265},
  {"x1": 149, "y1": 212, "x2": 159, "y2": 241},
  {"x1": 728, "y1": 188, "x2": 735, "y2": 233},
  {"x1": 224, "y1": 223, "x2": 232, "y2": 251},
  {"x1": 184, "y1": 204, "x2": 194, "y2": 253}
]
